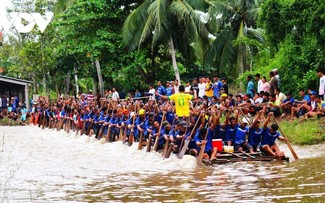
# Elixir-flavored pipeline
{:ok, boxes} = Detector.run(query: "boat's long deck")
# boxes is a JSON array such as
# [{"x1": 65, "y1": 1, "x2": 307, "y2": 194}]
[{"x1": 211, "y1": 152, "x2": 290, "y2": 164}]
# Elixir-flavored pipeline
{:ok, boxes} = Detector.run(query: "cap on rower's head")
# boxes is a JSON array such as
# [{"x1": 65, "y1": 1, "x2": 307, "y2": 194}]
[
  {"x1": 162, "y1": 121, "x2": 170, "y2": 128},
  {"x1": 148, "y1": 112, "x2": 155, "y2": 117},
  {"x1": 242, "y1": 117, "x2": 249, "y2": 124},
  {"x1": 180, "y1": 121, "x2": 188, "y2": 128},
  {"x1": 130, "y1": 112, "x2": 136, "y2": 117},
  {"x1": 138, "y1": 109, "x2": 146, "y2": 115},
  {"x1": 221, "y1": 93, "x2": 227, "y2": 98}
]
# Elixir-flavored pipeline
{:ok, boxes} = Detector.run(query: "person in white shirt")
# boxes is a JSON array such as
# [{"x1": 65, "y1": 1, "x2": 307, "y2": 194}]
[
  {"x1": 255, "y1": 73, "x2": 263, "y2": 93},
  {"x1": 253, "y1": 92, "x2": 263, "y2": 104},
  {"x1": 185, "y1": 80, "x2": 191, "y2": 93},
  {"x1": 112, "y1": 87, "x2": 119, "y2": 101},
  {"x1": 317, "y1": 68, "x2": 325, "y2": 100},
  {"x1": 198, "y1": 77, "x2": 206, "y2": 98},
  {"x1": 173, "y1": 79, "x2": 180, "y2": 94},
  {"x1": 275, "y1": 88, "x2": 286, "y2": 102},
  {"x1": 148, "y1": 84, "x2": 156, "y2": 100}
]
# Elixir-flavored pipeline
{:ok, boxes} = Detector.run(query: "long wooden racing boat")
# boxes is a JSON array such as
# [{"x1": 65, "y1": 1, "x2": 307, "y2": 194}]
[{"x1": 209, "y1": 152, "x2": 290, "y2": 165}]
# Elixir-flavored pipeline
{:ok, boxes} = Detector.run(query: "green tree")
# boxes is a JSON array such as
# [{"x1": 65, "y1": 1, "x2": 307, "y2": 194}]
[
  {"x1": 204, "y1": 0, "x2": 264, "y2": 79},
  {"x1": 122, "y1": 0, "x2": 209, "y2": 82}
]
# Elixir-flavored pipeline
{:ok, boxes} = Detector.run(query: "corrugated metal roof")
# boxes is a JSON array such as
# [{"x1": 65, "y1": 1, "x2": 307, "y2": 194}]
[{"x1": 0, "y1": 75, "x2": 32, "y2": 86}]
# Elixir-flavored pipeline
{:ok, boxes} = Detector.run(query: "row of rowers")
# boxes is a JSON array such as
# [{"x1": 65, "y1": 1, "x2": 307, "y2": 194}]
[{"x1": 57, "y1": 106, "x2": 286, "y2": 161}]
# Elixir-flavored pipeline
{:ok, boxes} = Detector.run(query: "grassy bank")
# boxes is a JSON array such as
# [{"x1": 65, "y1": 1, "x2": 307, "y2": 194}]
[
  {"x1": 278, "y1": 119, "x2": 325, "y2": 145},
  {"x1": 0, "y1": 117, "x2": 25, "y2": 126}
]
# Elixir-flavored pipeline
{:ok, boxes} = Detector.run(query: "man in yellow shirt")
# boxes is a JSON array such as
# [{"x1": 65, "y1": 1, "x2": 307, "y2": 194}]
[
  {"x1": 157, "y1": 85, "x2": 197, "y2": 118},
  {"x1": 262, "y1": 94, "x2": 281, "y2": 117},
  {"x1": 205, "y1": 77, "x2": 213, "y2": 99}
]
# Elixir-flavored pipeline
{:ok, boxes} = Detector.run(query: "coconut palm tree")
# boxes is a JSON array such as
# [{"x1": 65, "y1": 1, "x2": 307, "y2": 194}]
[
  {"x1": 122, "y1": 0, "x2": 209, "y2": 82},
  {"x1": 204, "y1": 0, "x2": 264, "y2": 78}
]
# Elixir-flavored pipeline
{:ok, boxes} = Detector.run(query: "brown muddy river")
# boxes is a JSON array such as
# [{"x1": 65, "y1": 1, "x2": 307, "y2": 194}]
[{"x1": 0, "y1": 126, "x2": 324, "y2": 202}]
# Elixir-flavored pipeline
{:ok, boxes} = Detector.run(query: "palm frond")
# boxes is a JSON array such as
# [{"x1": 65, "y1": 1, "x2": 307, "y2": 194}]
[
  {"x1": 149, "y1": 0, "x2": 170, "y2": 48},
  {"x1": 204, "y1": 28, "x2": 237, "y2": 71},
  {"x1": 122, "y1": 0, "x2": 153, "y2": 50}
]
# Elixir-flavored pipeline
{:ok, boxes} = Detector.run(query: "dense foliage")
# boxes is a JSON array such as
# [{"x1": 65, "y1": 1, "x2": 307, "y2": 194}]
[{"x1": 0, "y1": 0, "x2": 323, "y2": 97}]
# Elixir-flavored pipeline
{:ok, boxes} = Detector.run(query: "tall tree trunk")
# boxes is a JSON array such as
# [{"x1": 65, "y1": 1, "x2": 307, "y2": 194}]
[
  {"x1": 237, "y1": 44, "x2": 244, "y2": 90},
  {"x1": 74, "y1": 66, "x2": 79, "y2": 94},
  {"x1": 43, "y1": 74, "x2": 47, "y2": 96},
  {"x1": 55, "y1": 82, "x2": 59, "y2": 97},
  {"x1": 169, "y1": 36, "x2": 180, "y2": 83},
  {"x1": 65, "y1": 70, "x2": 70, "y2": 95},
  {"x1": 95, "y1": 59, "x2": 104, "y2": 96},
  {"x1": 92, "y1": 78, "x2": 97, "y2": 94}
]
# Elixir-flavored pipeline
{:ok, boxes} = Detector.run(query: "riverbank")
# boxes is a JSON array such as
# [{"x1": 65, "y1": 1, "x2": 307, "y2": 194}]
[{"x1": 0, "y1": 117, "x2": 324, "y2": 145}]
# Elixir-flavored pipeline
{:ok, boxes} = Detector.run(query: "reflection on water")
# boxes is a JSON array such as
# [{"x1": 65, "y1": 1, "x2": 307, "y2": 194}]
[{"x1": 0, "y1": 126, "x2": 324, "y2": 202}]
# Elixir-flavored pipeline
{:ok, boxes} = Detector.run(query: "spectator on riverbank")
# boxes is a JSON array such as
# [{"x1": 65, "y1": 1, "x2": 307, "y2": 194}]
[{"x1": 317, "y1": 68, "x2": 325, "y2": 100}]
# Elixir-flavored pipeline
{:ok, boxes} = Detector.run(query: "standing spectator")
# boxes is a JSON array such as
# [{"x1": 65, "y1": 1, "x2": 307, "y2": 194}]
[
  {"x1": 87, "y1": 90, "x2": 94, "y2": 103},
  {"x1": 255, "y1": 73, "x2": 263, "y2": 93},
  {"x1": 261, "y1": 76, "x2": 270, "y2": 93},
  {"x1": 156, "y1": 81, "x2": 167, "y2": 98},
  {"x1": 148, "y1": 84, "x2": 156, "y2": 100},
  {"x1": 246, "y1": 75, "x2": 255, "y2": 98},
  {"x1": 205, "y1": 77, "x2": 213, "y2": 99},
  {"x1": 185, "y1": 80, "x2": 191, "y2": 93},
  {"x1": 112, "y1": 87, "x2": 119, "y2": 101},
  {"x1": 198, "y1": 77, "x2": 206, "y2": 98},
  {"x1": 269, "y1": 71, "x2": 278, "y2": 95},
  {"x1": 190, "y1": 78, "x2": 199, "y2": 94},
  {"x1": 213, "y1": 75, "x2": 222, "y2": 98},
  {"x1": 220, "y1": 77, "x2": 228, "y2": 94},
  {"x1": 166, "y1": 82, "x2": 173, "y2": 96},
  {"x1": 173, "y1": 79, "x2": 180, "y2": 94},
  {"x1": 135, "y1": 89, "x2": 141, "y2": 98},
  {"x1": 317, "y1": 68, "x2": 325, "y2": 100},
  {"x1": 273, "y1": 68, "x2": 280, "y2": 86}
]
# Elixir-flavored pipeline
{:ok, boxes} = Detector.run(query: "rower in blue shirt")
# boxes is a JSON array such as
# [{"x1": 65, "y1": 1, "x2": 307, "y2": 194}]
[
  {"x1": 261, "y1": 112, "x2": 286, "y2": 158},
  {"x1": 234, "y1": 117, "x2": 249, "y2": 152},
  {"x1": 248, "y1": 111, "x2": 263, "y2": 153},
  {"x1": 225, "y1": 110, "x2": 239, "y2": 146}
]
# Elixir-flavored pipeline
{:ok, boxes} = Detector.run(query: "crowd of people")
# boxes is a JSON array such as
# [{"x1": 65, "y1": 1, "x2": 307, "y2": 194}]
[{"x1": 0, "y1": 68, "x2": 324, "y2": 161}]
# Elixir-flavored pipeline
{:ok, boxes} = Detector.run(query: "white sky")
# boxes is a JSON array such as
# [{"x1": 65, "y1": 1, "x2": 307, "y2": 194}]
[{"x1": 0, "y1": 0, "x2": 12, "y2": 32}]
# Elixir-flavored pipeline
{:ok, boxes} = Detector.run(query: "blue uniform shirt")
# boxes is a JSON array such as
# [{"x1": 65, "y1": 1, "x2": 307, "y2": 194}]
[
  {"x1": 248, "y1": 127, "x2": 263, "y2": 147},
  {"x1": 261, "y1": 128, "x2": 280, "y2": 146},
  {"x1": 234, "y1": 126, "x2": 249, "y2": 145},
  {"x1": 225, "y1": 124, "x2": 239, "y2": 142}
]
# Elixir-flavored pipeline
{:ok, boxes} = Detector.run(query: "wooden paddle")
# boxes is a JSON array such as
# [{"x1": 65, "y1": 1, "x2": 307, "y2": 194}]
[
  {"x1": 164, "y1": 143, "x2": 174, "y2": 159},
  {"x1": 128, "y1": 115, "x2": 136, "y2": 146},
  {"x1": 196, "y1": 127, "x2": 210, "y2": 166},
  {"x1": 162, "y1": 138, "x2": 170, "y2": 157},
  {"x1": 178, "y1": 112, "x2": 202, "y2": 159},
  {"x1": 271, "y1": 114, "x2": 299, "y2": 160},
  {"x1": 122, "y1": 120, "x2": 128, "y2": 144},
  {"x1": 119, "y1": 121, "x2": 124, "y2": 141},
  {"x1": 153, "y1": 112, "x2": 166, "y2": 152},
  {"x1": 86, "y1": 121, "x2": 93, "y2": 135},
  {"x1": 80, "y1": 120, "x2": 86, "y2": 135},
  {"x1": 146, "y1": 134, "x2": 152, "y2": 152}
]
